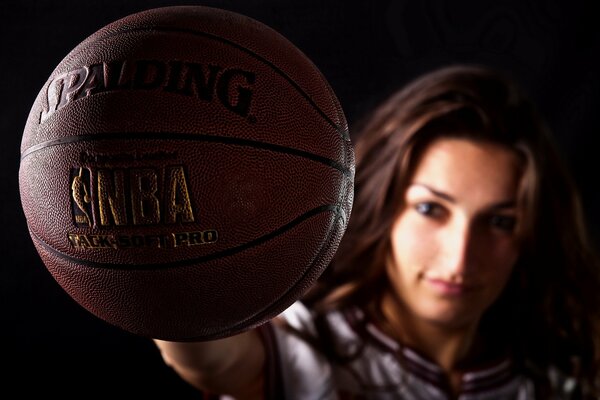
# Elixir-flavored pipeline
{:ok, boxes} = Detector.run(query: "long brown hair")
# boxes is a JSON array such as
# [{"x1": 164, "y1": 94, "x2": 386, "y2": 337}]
[{"x1": 308, "y1": 65, "x2": 600, "y2": 393}]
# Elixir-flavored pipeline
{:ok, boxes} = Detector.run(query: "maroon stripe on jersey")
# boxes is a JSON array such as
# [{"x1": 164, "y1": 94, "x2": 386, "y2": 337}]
[
  {"x1": 257, "y1": 323, "x2": 286, "y2": 400},
  {"x1": 461, "y1": 359, "x2": 515, "y2": 394}
]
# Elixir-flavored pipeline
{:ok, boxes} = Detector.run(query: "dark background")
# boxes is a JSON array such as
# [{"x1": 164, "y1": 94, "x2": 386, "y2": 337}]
[{"x1": 1, "y1": 0, "x2": 598, "y2": 396}]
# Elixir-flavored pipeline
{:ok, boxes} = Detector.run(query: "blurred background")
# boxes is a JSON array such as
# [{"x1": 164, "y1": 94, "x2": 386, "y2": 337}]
[{"x1": 1, "y1": 0, "x2": 598, "y2": 396}]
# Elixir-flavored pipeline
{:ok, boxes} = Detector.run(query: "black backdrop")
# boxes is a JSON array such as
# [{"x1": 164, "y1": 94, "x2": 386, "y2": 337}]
[{"x1": 1, "y1": 0, "x2": 598, "y2": 396}]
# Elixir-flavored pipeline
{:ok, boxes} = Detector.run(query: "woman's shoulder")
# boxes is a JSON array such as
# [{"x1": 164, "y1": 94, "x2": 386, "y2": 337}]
[
  {"x1": 261, "y1": 302, "x2": 341, "y2": 399},
  {"x1": 275, "y1": 301, "x2": 320, "y2": 335},
  {"x1": 275, "y1": 301, "x2": 366, "y2": 353}
]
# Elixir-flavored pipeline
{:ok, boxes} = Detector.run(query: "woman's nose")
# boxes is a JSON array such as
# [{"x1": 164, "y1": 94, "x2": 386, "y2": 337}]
[{"x1": 439, "y1": 219, "x2": 476, "y2": 280}]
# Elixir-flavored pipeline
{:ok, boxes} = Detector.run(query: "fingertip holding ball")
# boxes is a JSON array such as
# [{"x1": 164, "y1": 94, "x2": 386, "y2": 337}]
[{"x1": 19, "y1": 6, "x2": 354, "y2": 341}]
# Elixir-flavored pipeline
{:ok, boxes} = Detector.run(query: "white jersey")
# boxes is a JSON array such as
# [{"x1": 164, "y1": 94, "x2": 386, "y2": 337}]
[{"x1": 255, "y1": 302, "x2": 577, "y2": 400}]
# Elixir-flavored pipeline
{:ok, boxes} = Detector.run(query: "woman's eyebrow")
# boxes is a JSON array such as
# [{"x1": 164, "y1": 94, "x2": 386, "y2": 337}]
[
  {"x1": 411, "y1": 183, "x2": 516, "y2": 209},
  {"x1": 411, "y1": 183, "x2": 456, "y2": 203}
]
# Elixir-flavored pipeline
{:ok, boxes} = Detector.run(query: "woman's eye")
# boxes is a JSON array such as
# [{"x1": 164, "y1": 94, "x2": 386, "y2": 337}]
[
  {"x1": 490, "y1": 215, "x2": 517, "y2": 232},
  {"x1": 415, "y1": 202, "x2": 443, "y2": 217}
]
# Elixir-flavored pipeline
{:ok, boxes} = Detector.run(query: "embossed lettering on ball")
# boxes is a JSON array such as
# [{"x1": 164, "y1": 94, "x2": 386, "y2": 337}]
[{"x1": 19, "y1": 6, "x2": 354, "y2": 341}]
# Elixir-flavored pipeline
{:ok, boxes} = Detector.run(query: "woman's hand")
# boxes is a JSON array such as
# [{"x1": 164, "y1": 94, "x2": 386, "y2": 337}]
[{"x1": 153, "y1": 329, "x2": 265, "y2": 399}]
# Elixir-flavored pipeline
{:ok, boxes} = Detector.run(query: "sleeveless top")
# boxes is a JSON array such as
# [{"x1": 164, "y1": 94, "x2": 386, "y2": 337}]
[{"x1": 253, "y1": 301, "x2": 580, "y2": 400}]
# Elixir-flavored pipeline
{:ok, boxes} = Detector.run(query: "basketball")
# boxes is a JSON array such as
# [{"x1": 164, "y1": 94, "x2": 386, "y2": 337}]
[{"x1": 18, "y1": 6, "x2": 354, "y2": 341}]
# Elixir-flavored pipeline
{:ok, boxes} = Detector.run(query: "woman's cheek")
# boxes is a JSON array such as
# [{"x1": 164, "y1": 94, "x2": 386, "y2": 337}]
[{"x1": 393, "y1": 214, "x2": 438, "y2": 274}]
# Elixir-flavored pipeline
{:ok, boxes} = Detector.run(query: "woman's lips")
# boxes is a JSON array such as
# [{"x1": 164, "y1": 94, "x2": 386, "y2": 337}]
[{"x1": 425, "y1": 278, "x2": 475, "y2": 295}]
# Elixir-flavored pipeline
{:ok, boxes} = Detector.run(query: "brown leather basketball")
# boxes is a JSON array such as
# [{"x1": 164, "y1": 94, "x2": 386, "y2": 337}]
[{"x1": 18, "y1": 6, "x2": 354, "y2": 341}]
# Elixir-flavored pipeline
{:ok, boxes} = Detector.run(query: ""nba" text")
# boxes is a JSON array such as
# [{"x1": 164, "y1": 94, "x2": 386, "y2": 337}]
[{"x1": 71, "y1": 165, "x2": 195, "y2": 227}]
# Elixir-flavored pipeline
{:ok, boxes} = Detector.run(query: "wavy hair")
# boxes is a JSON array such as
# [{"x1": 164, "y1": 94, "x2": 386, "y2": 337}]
[{"x1": 308, "y1": 65, "x2": 600, "y2": 395}]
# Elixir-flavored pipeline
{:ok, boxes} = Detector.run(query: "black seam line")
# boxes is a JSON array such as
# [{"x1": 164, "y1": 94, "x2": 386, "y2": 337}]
[
  {"x1": 30, "y1": 204, "x2": 342, "y2": 271},
  {"x1": 185, "y1": 210, "x2": 344, "y2": 342},
  {"x1": 80, "y1": 25, "x2": 349, "y2": 140},
  {"x1": 19, "y1": 132, "x2": 352, "y2": 176}
]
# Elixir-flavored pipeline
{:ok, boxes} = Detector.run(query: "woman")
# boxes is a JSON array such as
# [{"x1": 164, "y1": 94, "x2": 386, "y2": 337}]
[{"x1": 154, "y1": 65, "x2": 600, "y2": 399}]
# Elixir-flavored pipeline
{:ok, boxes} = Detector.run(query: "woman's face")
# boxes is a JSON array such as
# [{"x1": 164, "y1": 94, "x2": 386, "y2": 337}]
[{"x1": 388, "y1": 137, "x2": 524, "y2": 330}]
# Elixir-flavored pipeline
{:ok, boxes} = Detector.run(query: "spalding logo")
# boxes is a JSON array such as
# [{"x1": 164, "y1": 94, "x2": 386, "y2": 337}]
[{"x1": 40, "y1": 60, "x2": 256, "y2": 123}]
